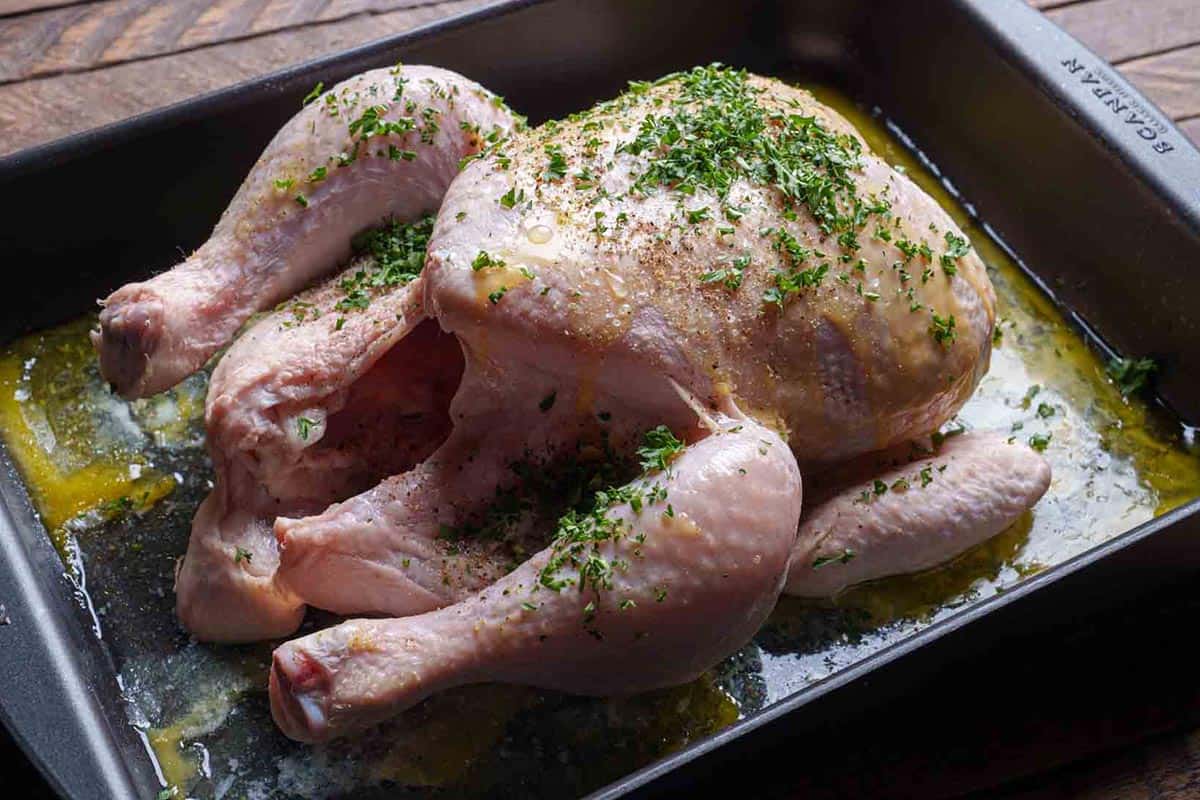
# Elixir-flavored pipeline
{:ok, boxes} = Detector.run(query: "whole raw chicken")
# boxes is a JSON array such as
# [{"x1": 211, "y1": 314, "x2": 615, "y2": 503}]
[{"x1": 93, "y1": 63, "x2": 1050, "y2": 742}]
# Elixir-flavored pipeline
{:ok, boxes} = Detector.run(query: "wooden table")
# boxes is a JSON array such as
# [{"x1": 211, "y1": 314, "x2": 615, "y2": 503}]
[
  {"x1": 1, "y1": 0, "x2": 1198, "y2": 154},
  {"x1": 1, "y1": 1, "x2": 1199, "y2": 798}
]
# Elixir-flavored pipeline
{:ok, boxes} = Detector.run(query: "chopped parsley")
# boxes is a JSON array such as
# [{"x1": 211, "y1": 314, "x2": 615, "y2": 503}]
[
  {"x1": 544, "y1": 143, "x2": 568, "y2": 181},
  {"x1": 334, "y1": 215, "x2": 434, "y2": 313},
  {"x1": 941, "y1": 230, "x2": 970, "y2": 275},
  {"x1": 538, "y1": 483, "x2": 642, "y2": 594},
  {"x1": 1020, "y1": 384, "x2": 1041, "y2": 409},
  {"x1": 1028, "y1": 433, "x2": 1052, "y2": 452},
  {"x1": 472, "y1": 250, "x2": 505, "y2": 271},
  {"x1": 537, "y1": 428, "x2": 683, "y2": 605},
  {"x1": 929, "y1": 313, "x2": 957, "y2": 346},
  {"x1": 700, "y1": 254, "x2": 751, "y2": 290},
  {"x1": 302, "y1": 81, "x2": 324, "y2": 106},
  {"x1": 233, "y1": 547, "x2": 253, "y2": 564},
  {"x1": 499, "y1": 186, "x2": 526, "y2": 209},
  {"x1": 347, "y1": 104, "x2": 416, "y2": 141},
  {"x1": 919, "y1": 466, "x2": 934, "y2": 487},
  {"x1": 619, "y1": 65, "x2": 871, "y2": 244},
  {"x1": 591, "y1": 211, "x2": 608, "y2": 237},
  {"x1": 761, "y1": 228, "x2": 830, "y2": 308},
  {"x1": 1106, "y1": 356, "x2": 1157, "y2": 398},
  {"x1": 764, "y1": 263, "x2": 829, "y2": 309},
  {"x1": 636, "y1": 426, "x2": 685, "y2": 473},
  {"x1": 812, "y1": 548, "x2": 855, "y2": 569},
  {"x1": 574, "y1": 167, "x2": 598, "y2": 190},
  {"x1": 296, "y1": 417, "x2": 315, "y2": 440},
  {"x1": 896, "y1": 238, "x2": 920, "y2": 262}
]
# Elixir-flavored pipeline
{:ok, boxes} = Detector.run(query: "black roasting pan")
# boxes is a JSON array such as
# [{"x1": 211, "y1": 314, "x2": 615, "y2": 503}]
[{"x1": 2, "y1": 1, "x2": 1200, "y2": 797}]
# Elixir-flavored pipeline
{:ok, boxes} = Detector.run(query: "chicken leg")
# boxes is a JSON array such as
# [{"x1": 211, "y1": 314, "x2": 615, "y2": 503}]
[
  {"x1": 786, "y1": 431, "x2": 1052, "y2": 597},
  {"x1": 269, "y1": 417, "x2": 801, "y2": 742},
  {"x1": 94, "y1": 64, "x2": 517, "y2": 398}
]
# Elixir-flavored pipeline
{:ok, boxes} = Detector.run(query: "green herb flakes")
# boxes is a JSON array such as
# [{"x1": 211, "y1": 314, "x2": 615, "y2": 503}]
[
  {"x1": 637, "y1": 426, "x2": 685, "y2": 473},
  {"x1": 812, "y1": 548, "x2": 855, "y2": 569},
  {"x1": 1106, "y1": 356, "x2": 1157, "y2": 398}
]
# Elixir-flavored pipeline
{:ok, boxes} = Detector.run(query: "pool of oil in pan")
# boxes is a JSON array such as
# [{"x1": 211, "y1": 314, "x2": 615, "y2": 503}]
[{"x1": 1, "y1": 84, "x2": 1198, "y2": 799}]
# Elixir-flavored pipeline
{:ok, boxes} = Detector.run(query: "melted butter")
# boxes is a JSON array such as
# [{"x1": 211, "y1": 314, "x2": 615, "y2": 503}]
[
  {"x1": 140, "y1": 648, "x2": 268, "y2": 793},
  {"x1": 661, "y1": 510, "x2": 701, "y2": 537},
  {"x1": 526, "y1": 223, "x2": 553, "y2": 245},
  {"x1": 0, "y1": 317, "x2": 191, "y2": 552},
  {"x1": 367, "y1": 685, "x2": 535, "y2": 787},
  {"x1": 473, "y1": 263, "x2": 532, "y2": 307}
]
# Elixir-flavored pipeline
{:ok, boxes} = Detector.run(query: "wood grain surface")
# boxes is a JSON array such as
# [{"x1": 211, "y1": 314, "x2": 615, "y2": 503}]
[
  {"x1": 1, "y1": 1, "x2": 1199, "y2": 799},
  {"x1": 0, "y1": 0, "x2": 487, "y2": 152},
  {"x1": 0, "y1": 0, "x2": 463, "y2": 82},
  {"x1": 1, "y1": 0, "x2": 1199, "y2": 156}
]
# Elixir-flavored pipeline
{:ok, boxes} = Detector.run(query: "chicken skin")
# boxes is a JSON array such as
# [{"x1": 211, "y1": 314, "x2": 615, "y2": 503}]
[
  {"x1": 93, "y1": 64, "x2": 514, "y2": 399},
  {"x1": 786, "y1": 431, "x2": 1051, "y2": 597},
  {"x1": 270, "y1": 417, "x2": 801, "y2": 743},
  {"x1": 425, "y1": 66, "x2": 994, "y2": 464}
]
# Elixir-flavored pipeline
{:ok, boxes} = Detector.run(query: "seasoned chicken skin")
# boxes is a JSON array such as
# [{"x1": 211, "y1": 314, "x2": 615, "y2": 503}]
[
  {"x1": 787, "y1": 432, "x2": 1051, "y2": 597},
  {"x1": 270, "y1": 418, "x2": 801, "y2": 743},
  {"x1": 427, "y1": 66, "x2": 995, "y2": 463},
  {"x1": 93, "y1": 64, "x2": 513, "y2": 398}
]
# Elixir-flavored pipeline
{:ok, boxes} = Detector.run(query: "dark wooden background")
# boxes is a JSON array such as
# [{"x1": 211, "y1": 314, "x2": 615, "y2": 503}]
[{"x1": 2, "y1": 0, "x2": 1199, "y2": 797}]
